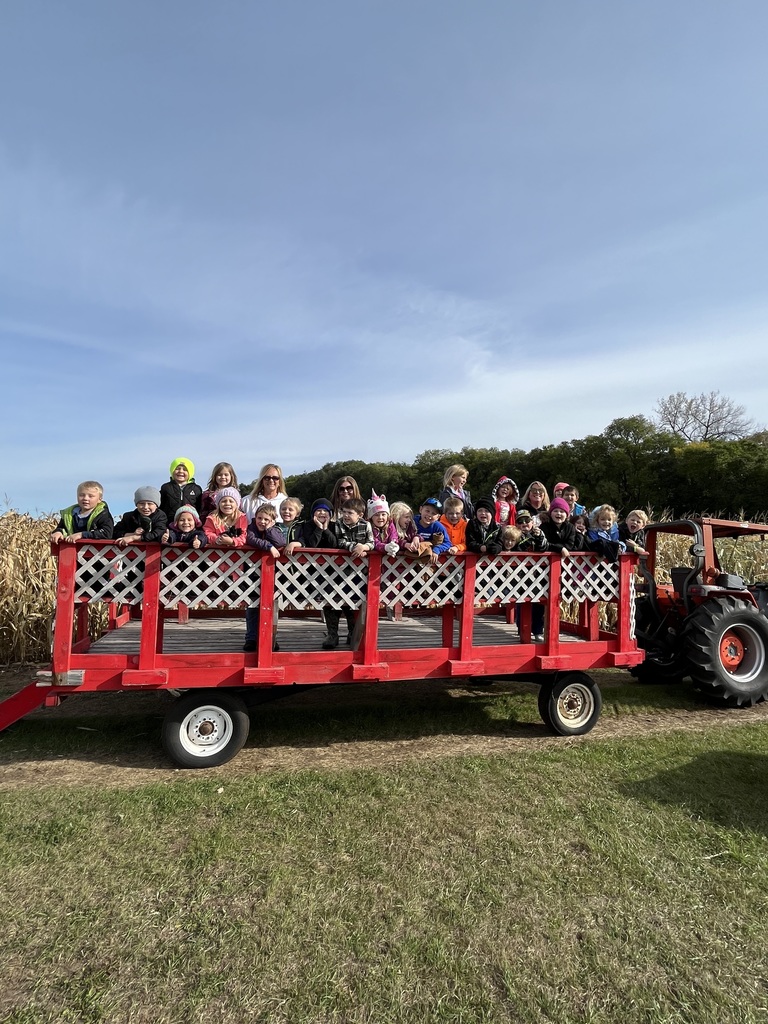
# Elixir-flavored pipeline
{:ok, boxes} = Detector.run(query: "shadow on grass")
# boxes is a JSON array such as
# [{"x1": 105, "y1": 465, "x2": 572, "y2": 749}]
[
  {"x1": 622, "y1": 750, "x2": 768, "y2": 836},
  {"x1": 0, "y1": 679, "x2": 547, "y2": 770}
]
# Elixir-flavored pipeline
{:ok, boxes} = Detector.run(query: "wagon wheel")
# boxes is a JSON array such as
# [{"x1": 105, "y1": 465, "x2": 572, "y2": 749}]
[
  {"x1": 162, "y1": 690, "x2": 250, "y2": 768},
  {"x1": 537, "y1": 672, "x2": 602, "y2": 736},
  {"x1": 683, "y1": 597, "x2": 768, "y2": 706}
]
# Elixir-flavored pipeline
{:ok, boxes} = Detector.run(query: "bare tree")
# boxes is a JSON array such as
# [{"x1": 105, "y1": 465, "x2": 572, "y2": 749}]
[{"x1": 654, "y1": 390, "x2": 755, "y2": 442}]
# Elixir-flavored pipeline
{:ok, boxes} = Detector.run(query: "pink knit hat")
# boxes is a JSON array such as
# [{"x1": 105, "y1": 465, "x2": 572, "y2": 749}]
[
  {"x1": 554, "y1": 481, "x2": 569, "y2": 495},
  {"x1": 549, "y1": 498, "x2": 571, "y2": 515},
  {"x1": 366, "y1": 490, "x2": 390, "y2": 519}
]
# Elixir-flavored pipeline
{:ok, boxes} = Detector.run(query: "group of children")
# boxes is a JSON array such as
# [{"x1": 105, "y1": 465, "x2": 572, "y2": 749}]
[{"x1": 51, "y1": 459, "x2": 650, "y2": 651}]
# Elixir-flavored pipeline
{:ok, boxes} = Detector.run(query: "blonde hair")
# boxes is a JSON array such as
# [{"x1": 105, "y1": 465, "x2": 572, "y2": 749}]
[
  {"x1": 626, "y1": 509, "x2": 649, "y2": 526},
  {"x1": 77, "y1": 481, "x2": 103, "y2": 498},
  {"x1": 254, "y1": 503, "x2": 278, "y2": 522},
  {"x1": 591, "y1": 504, "x2": 617, "y2": 529},
  {"x1": 248, "y1": 464, "x2": 286, "y2": 499},
  {"x1": 206, "y1": 462, "x2": 238, "y2": 490},
  {"x1": 500, "y1": 526, "x2": 522, "y2": 549},
  {"x1": 281, "y1": 497, "x2": 304, "y2": 515},
  {"x1": 443, "y1": 496, "x2": 464, "y2": 513},
  {"x1": 521, "y1": 481, "x2": 550, "y2": 510},
  {"x1": 443, "y1": 464, "x2": 469, "y2": 487},
  {"x1": 389, "y1": 501, "x2": 414, "y2": 540}
]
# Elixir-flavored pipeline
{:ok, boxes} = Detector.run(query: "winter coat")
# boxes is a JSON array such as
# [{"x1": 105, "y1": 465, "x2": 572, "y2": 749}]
[
  {"x1": 160, "y1": 480, "x2": 203, "y2": 521},
  {"x1": 114, "y1": 508, "x2": 168, "y2": 543},
  {"x1": 540, "y1": 519, "x2": 583, "y2": 554},
  {"x1": 54, "y1": 502, "x2": 114, "y2": 540},
  {"x1": 203, "y1": 512, "x2": 248, "y2": 547},
  {"x1": 465, "y1": 519, "x2": 503, "y2": 555}
]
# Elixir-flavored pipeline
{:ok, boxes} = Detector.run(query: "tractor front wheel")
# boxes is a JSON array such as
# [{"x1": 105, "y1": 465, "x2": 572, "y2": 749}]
[{"x1": 683, "y1": 598, "x2": 768, "y2": 706}]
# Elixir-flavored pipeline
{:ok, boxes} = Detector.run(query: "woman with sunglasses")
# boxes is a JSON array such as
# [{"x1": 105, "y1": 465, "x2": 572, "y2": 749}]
[
  {"x1": 242, "y1": 463, "x2": 289, "y2": 523},
  {"x1": 330, "y1": 476, "x2": 361, "y2": 521}
]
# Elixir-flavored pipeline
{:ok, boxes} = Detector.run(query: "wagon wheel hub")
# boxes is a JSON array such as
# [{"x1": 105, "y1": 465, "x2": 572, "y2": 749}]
[{"x1": 720, "y1": 630, "x2": 745, "y2": 670}]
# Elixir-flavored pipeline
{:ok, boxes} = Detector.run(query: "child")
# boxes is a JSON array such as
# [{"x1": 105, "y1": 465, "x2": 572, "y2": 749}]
[
  {"x1": 515, "y1": 509, "x2": 548, "y2": 552},
  {"x1": 51, "y1": 481, "x2": 114, "y2": 544},
  {"x1": 562, "y1": 485, "x2": 587, "y2": 517},
  {"x1": 466, "y1": 498, "x2": 502, "y2": 555},
  {"x1": 540, "y1": 498, "x2": 582, "y2": 555},
  {"x1": 323, "y1": 498, "x2": 373, "y2": 650},
  {"x1": 389, "y1": 501, "x2": 421, "y2": 554},
  {"x1": 438, "y1": 464, "x2": 472, "y2": 517},
  {"x1": 284, "y1": 499, "x2": 338, "y2": 555},
  {"x1": 586, "y1": 504, "x2": 625, "y2": 562},
  {"x1": 277, "y1": 497, "x2": 304, "y2": 544},
  {"x1": 201, "y1": 463, "x2": 239, "y2": 520},
  {"x1": 160, "y1": 458, "x2": 203, "y2": 521},
  {"x1": 203, "y1": 488, "x2": 248, "y2": 548},
  {"x1": 243, "y1": 504, "x2": 285, "y2": 653},
  {"x1": 114, "y1": 487, "x2": 168, "y2": 548},
  {"x1": 571, "y1": 513, "x2": 590, "y2": 540},
  {"x1": 414, "y1": 498, "x2": 451, "y2": 564},
  {"x1": 500, "y1": 525, "x2": 523, "y2": 552},
  {"x1": 439, "y1": 496, "x2": 467, "y2": 554},
  {"x1": 619, "y1": 509, "x2": 650, "y2": 556},
  {"x1": 367, "y1": 492, "x2": 399, "y2": 554},
  {"x1": 553, "y1": 481, "x2": 569, "y2": 499},
  {"x1": 492, "y1": 477, "x2": 519, "y2": 527},
  {"x1": 164, "y1": 505, "x2": 207, "y2": 548}
]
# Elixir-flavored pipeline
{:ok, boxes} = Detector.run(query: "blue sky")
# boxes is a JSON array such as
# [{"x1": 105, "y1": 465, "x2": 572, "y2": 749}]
[{"x1": 1, "y1": 1, "x2": 766, "y2": 516}]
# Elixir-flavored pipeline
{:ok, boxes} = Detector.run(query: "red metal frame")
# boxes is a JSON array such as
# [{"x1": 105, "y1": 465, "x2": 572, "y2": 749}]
[{"x1": 0, "y1": 544, "x2": 644, "y2": 732}]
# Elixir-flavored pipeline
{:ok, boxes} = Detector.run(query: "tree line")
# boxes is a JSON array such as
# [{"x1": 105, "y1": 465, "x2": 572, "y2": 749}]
[{"x1": 278, "y1": 413, "x2": 768, "y2": 520}]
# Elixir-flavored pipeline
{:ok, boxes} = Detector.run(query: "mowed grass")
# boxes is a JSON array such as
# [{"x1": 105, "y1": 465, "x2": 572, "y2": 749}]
[{"x1": 2, "y1": 719, "x2": 768, "y2": 1024}]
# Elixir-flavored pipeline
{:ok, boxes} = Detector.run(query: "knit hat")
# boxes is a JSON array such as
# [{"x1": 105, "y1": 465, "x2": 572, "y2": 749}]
[
  {"x1": 311, "y1": 498, "x2": 333, "y2": 515},
  {"x1": 174, "y1": 505, "x2": 201, "y2": 527},
  {"x1": 549, "y1": 498, "x2": 570, "y2": 515},
  {"x1": 134, "y1": 486, "x2": 161, "y2": 507},
  {"x1": 170, "y1": 457, "x2": 195, "y2": 479},
  {"x1": 367, "y1": 490, "x2": 390, "y2": 519},
  {"x1": 474, "y1": 497, "x2": 496, "y2": 518},
  {"x1": 554, "y1": 481, "x2": 570, "y2": 495},
  {"x1": 516, "y1": 508, "x2": 533, "y2": 522},
  {"x1": 215, "y1": 487, "x2": 241, "y2": 508}
]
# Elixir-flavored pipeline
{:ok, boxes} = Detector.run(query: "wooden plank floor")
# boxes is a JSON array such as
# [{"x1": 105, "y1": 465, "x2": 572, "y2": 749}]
[{"x1": 90, "y1": 615, "x2": 587, "y2": 654}]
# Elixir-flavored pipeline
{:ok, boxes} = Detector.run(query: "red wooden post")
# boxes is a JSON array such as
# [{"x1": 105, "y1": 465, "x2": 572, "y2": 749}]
[
  {"x1": 52, "y1": 543, "x2": 77, "y2": 674},
  {"x1": 138, "y1": 546, "x2": 162, "y2": 670},
  {"x1": 257, "y1": 555, "x2": 275, "y2": 665},
  {"x1": 546, "y1": 555, "x2": 561, "y2": 653},
  {"x1": 616, "y1": 555, "x2": 635, "y2": 652},
  {"x1": 457, "y1": 555, "x2": 477, "y2": 661},
  {"x1": 361, "y1": 552, "x2": 382, "y2": 665}
]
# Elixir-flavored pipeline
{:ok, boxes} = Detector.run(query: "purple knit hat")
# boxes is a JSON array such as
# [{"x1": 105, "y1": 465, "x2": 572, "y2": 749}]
[{"x1": 215, "y1": 487, "x2": 241, "y2": 509}]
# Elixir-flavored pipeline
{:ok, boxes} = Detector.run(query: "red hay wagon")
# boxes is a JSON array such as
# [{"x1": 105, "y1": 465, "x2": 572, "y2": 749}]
[{"x1": 0, "y1": 542, "x2": 643, "y2": 766}]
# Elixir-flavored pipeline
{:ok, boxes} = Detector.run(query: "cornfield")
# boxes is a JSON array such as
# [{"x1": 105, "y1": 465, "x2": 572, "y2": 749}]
[{"x1": 2, "y1": 508, "x2": 768, "y2": 666}]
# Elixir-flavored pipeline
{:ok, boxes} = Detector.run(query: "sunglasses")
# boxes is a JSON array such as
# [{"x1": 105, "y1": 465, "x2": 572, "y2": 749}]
[
  {"x1": 338, "y1": 485, "x2": 354, "y2": 492},
  {"x1": 262, "y1": 475, "x2": 280, "y2": 482}
]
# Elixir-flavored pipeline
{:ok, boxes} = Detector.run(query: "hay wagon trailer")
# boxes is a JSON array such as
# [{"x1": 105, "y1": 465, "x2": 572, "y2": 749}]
[{"x1": 1, "y1": 541, "x2": 643, "y2": 767}]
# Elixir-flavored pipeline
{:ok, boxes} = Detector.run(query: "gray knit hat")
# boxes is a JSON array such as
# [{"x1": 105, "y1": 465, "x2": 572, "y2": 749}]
[{"x1": 134, "y1": 486, "x2": 161, "y2": 506}]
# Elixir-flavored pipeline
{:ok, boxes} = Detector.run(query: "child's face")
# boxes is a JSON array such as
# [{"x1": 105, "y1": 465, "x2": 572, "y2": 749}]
[
  {"x1": 574, "y1": 519, "x2": 587, "y2": 535},
  {"x1": 550, "y1": 508, "x2": 568, "y2": 525},
  {"x1": 173, "y1": 464, "x2": 190, "y2": 484},
  {"x1": 77, "y1": 488, "x2": 101, "y2": 511},
  {"x1": 598, "y1": 512, "x2": 614, "y2": 531},
  {"x1": 445, "y1": 507, "x2": 462, "y2": 525},
  {"x1": 502, "y1": 538, "x2": 515, "y2": 551},
  {"x1": 563, "y1": 488, "x2": 577, "y2": 508},
  {"x1": 371, "y1": 511, "x2": 388, "y2": 529},
  {"x1": 398, "y1": 511, "x2": 413, "y2": 529},
  {"x1": 218, "y1": 496, "x2": 238, "y2": 517},
  {"x1": 341, "y1": 508, "x2": 362, "y2": 527},
  {"x1": 254, "y1": 509, "x2": 274, "y2": 531},
  {"x1": 497, "y1": 483, "x2": 512, "y2": 500},
  {"x1": 215, "y1": 468, "x2": 232, "y2": 487},
  {"x1": 451, "y1": 472, "x2": 468, "y2": 489},
  {"x1": 626, "y1": 513, "x2": 644, "y2": 534},
  {"x1": 419, "y1": 505, "x2": 438, "y2": 526},
  {"x1": 313, "y1": 508, "x2": 330, "y2": 527},
  {"x1": 281, "y1": 502, "x2": 299, "y2": 523},
  {"x1": 518, "y1": 518, "x2": 533, "y2": 532},
  {"x1": 136, "y1": 500, "x2": 158, "y2": 516},
  {"x1": 476, "y1": 508, "x2": 493, "y2": 527},
  {"x1": 176, "y1": 512, "x2": 196, "y2": 532}
]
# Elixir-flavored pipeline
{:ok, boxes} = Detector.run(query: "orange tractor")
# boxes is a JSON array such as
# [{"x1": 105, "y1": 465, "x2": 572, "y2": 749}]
[{"x1": 633, "y1": 517, "x2": 768, "y2": 704}]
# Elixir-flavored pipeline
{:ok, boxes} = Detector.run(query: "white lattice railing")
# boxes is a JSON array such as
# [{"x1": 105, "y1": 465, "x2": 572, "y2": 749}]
[{"x1": 73, "y1": 546, "x2": 628, "y2": 613}]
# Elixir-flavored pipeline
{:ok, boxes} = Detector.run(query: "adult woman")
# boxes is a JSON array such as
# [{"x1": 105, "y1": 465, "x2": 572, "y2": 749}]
[
  {"x1": 330, "y1": 476, "x2": 361, "y2": 520},
  {"x1": 438, "y1": 463, "x2": 472, "y2": 517},
  {"x1": 518, "y1": 481, "x2": 550, "y2": 523},
  {"x1": 242, "y1": 463, "x2": 288, "y2": 524}
]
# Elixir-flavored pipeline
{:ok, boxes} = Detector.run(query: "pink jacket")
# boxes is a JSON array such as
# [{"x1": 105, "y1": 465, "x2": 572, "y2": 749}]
[{"x1": 203, "y1": 512, "x2": 248, "y2": 547}]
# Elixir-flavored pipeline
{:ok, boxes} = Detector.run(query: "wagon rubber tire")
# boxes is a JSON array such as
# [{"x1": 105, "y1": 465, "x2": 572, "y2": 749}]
[
  {"x1": 162, "y1": 690, "x2": 250, "y2": 768},
  {"x1": 683, "y1": 597, "x2": 768, "y2": 706},
  {"x1": 537, "y1": 672, "x2": 602, "y2": 736}
]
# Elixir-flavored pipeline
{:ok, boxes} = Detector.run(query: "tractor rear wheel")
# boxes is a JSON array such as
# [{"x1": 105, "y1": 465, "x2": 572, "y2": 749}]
[{"x1": 683, "y1": 597, "x2": 768, "y2": 706}]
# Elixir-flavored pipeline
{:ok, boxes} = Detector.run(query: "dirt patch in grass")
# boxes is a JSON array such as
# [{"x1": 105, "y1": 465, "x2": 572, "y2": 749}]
[{"x1": 2, "y1": 663, "x2": 768, "y2": 790}]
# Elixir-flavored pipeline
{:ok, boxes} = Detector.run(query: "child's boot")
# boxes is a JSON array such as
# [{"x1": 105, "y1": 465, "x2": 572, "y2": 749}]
[{"x1": 322, "y1": 610, "x2": 340, "y2": 650}]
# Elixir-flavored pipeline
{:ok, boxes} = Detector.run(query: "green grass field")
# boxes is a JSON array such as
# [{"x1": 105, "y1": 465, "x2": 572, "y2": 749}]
[{"x1": 2, "y1": 677, "x2": 767, "y2": 1024}]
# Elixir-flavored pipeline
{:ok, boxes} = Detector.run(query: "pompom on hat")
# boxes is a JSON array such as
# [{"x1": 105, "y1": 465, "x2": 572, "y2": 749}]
[
  {"x1": 366, "y1": 490, "x2": 390, "y2": 519},
  {"x1": 174, "y1": 505, "x2": 201, "y2": 527},
  {"x1": 134, "y1": 486, "x2": 161, "y2": 506},
  {"x1": 215, "y1": 487, "x2": 241, "y2": 509},
  {"x1": 170, "y1": 457, "x2": 195, "y2": 479}
]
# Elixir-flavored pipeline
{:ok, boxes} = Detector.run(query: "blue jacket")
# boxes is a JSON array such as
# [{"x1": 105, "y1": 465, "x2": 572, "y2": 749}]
[{"x1": 414, "y1": 515, "x2": 451, "y2": 554}]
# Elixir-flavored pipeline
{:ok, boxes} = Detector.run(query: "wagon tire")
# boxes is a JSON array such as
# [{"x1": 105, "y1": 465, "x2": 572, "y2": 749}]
[
  {"x1": 162, "y1": 690, "x2": 250, "y2": 768},
  {"x1": 683, "y1": 597, "x2": 768, "y2": 706},
  {"x1": 538, "y1": 672, "x2": 602, "y2": 736}
]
